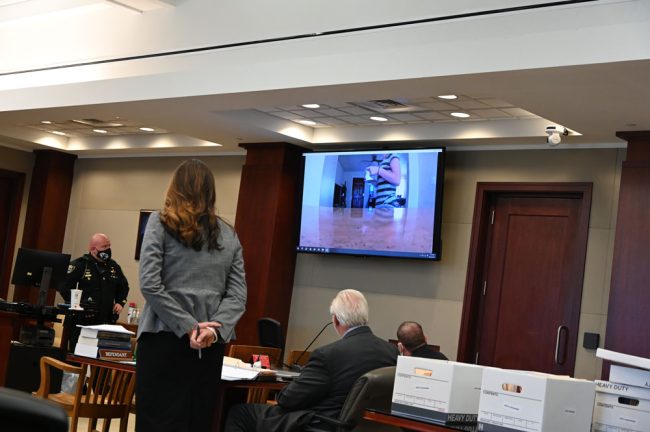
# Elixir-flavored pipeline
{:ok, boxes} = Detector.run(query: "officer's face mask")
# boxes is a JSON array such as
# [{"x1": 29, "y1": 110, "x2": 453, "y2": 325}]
[{"x1": 97, "y1": 248, "x2": 112, "y2": 261}]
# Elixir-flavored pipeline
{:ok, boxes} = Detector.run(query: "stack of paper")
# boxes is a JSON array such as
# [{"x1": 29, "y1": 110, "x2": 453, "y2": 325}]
[
  {"x1": 219, "y1": 355, "x2": 282, "y2": 381},
  {"x1": 221, "y1": 364, "x2": 260, "y2": 381}
]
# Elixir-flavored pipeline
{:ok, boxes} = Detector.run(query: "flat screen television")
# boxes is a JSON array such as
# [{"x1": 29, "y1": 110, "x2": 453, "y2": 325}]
[{"x1": 297, "y1": 148, "x2": 445, "y2": 260}]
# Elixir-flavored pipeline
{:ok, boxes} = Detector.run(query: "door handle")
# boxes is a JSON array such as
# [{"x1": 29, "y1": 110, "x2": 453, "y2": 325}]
[{"x1": 555, "y1": 325, "x2": 568, "y2": 365}]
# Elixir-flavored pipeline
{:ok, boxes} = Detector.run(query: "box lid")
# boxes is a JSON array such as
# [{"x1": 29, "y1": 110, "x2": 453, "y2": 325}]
[{"x1": 597, "y1": 348, "x2": 650, "y2": 371}]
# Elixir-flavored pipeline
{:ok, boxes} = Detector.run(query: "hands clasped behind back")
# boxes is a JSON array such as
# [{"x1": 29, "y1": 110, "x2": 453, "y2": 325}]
[{"x1": 188, "y1": 321, "x2": 221, "y2": 350}]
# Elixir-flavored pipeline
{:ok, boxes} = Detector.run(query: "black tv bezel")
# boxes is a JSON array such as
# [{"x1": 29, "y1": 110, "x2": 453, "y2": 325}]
[
  {"x1": 296, "y1": 146, "x2": 445, "y2": 261},
  {"x1": 11, "y1": 247, "x2": 71, "y2": 289}
]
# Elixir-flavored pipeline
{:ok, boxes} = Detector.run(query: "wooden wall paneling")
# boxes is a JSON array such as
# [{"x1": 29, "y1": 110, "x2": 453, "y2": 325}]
[
  {"x1": 13, "y1": 150, "x2": 76, "y2": 304},
  {"x1": 603, "y1": 131, "x2": 650, "y2": 377},
  {"x1": 233, "y1": 143, "x2": 303, "y2": 345},
  {"x1": 0, "y1": 169, "x2": 25, "y2": 300},
  {"x1": 457, "y1": 183, "x2": 491, "y2": 363},
  {"x1": 0, "y1": 311, "x2": 19, "y2": 386}
]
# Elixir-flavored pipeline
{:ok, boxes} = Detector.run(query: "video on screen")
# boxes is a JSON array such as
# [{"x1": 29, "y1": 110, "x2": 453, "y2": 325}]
[{"x1": 297, "y1": 148, "x2": 444, "y2": 260}]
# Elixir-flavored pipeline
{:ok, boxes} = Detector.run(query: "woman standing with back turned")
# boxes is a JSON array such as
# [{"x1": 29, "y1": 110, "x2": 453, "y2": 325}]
[{"x1": 136, "y1": 159, "x2": 247, "y2": 432}]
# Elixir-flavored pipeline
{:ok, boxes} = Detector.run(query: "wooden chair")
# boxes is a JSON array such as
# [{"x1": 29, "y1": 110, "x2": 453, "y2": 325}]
[
  {"x1": 286, "y1": 349, "x2": 311, "y2": 368},
  {"x1": 227, "y1": 345, "x2": 282, "y2": 403},
  {"x1": 34, "y1": 356, "x2": 136, "y2": 432},
  {"x1": 52, "y1": 314, "x2": 65, "y2": 348},
  {"x1": 227, "y1": 344, "x2": 282, "y2": 368}
]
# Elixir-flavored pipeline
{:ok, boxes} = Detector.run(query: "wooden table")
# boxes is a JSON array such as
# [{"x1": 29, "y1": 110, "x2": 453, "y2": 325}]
[
  {"x1": 363, "y1": 409, "x2": 478, "y2": 432},
  {"x1": 68, "y1": 354, "x2": 288, "y2": 432}
]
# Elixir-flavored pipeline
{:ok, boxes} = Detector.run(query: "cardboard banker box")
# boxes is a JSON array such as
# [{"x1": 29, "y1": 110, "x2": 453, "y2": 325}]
[
  {"x1": 609, "y1": 364, "x2": 650, "y2": 389},
  {"x1": 592, "y1": 380, "x2": 650, "y2": 432},
  {"x1": 477, "y1": 368, "x2": 595, "y2": 432},
  {"x1": 391, "y1": 356, "x2": 484, "y2": 424}
]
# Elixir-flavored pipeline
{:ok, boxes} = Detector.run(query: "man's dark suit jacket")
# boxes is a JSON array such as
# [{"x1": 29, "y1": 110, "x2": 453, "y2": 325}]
[
  {"x1": 411, "y1": 344, "x2": 448, "y2": 360},
  {"x1": 260, "y1": 325, "x2": 398, "y2": 431}
]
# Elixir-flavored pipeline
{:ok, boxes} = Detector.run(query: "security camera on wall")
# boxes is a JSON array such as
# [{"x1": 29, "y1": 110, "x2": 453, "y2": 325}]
[{"x1": 546, "y1": 125, "x2": 569, "y2": 146}]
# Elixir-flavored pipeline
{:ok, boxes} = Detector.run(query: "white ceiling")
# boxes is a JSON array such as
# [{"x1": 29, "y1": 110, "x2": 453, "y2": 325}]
[
  {"x1": 0, "y1": 59, "x2": 645, "y2": 157},
  {"x1": 0, "y1": 1, "x2": 647, "y2": 157}
]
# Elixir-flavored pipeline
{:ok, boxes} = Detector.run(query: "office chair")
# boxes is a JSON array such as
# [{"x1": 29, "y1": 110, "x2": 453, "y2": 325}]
[
  {"x1": 1, "y1": 387, "x2": 68, "y2": 432},
  {"x1": 258, "y1": 317, "x2": 284, "y2": 350},
  {"x1": 312, "y1": 366, "x2": 398, "y2": 432}
]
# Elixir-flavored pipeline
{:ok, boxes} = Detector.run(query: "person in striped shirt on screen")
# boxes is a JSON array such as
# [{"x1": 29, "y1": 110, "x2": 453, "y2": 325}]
[{"x1": 366, "y1": 153, "x2": 402, "y2": 208}]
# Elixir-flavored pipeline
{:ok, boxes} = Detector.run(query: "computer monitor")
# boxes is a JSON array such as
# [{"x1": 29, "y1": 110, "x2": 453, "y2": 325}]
[{"x1": 11, "y1": 248, "x2": 71, "y2": 306}]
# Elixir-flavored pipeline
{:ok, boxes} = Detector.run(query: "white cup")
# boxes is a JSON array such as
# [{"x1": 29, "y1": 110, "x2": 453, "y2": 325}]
[{"x1": 70, "y1": 289, "x2": 83, "y2": 310}]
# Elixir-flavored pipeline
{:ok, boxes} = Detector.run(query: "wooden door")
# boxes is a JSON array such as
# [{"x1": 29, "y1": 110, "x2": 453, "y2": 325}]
[
  {"x1": 459, "y1": 184, "x2": 591, "y2": 376},
  {"x1": 0, "y1": 169, "x2": 25, "y2": 300},
  {"x1": 0, "y1": 177, "x2": 10, "y2": 244},
  {"x1": 351, "y1": 177, "x2": 365, "y2": 208}
]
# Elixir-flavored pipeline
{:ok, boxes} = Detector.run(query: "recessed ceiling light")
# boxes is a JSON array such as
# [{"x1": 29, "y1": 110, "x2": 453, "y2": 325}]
[
  {"x1": 298, "y1": 120, "x2": 317, "y2": 126},
  {"x1": 450, "y1": 112, "x2": 470, "y2": 118},
  {"x1": 139, "y1": 127, "x2": 155, "y2": 132},
  {"x1": 93, "y1": 129, "x2": 108, "y2": 134},
  {"x1": 51, "y1": 131, "x2": 66, "y2": 136},
  {"x1": 302, "y1": 104, "x2": 320, "y2": 109},
  {"x1": 370, "y1": 116, "x2": 388, "y2": 122},
  {"x1": 438, "y1": 95, "x2": 458, "y2": 100},
  {"x1": 41, "y1": 120, "x2": 52, "y2": 124}
]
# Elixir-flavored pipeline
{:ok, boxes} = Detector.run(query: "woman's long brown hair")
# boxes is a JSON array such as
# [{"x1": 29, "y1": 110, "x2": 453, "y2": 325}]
[{"x1": 160, "y1": 159, "x2": 222, "y2": 251}]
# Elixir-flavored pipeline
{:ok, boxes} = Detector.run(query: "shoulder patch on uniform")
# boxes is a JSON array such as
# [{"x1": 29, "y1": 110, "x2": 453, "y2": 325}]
[{"x1": 67, "y1": 264, "x2": 75, "y2": 274}]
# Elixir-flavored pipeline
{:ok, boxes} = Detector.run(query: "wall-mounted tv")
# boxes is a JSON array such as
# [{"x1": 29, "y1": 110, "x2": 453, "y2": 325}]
[{"x1": 297, "y1": 148, "x2": 445, "y2": 260}]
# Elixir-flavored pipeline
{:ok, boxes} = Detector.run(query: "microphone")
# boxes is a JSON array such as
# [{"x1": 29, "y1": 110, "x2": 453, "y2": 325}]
[{"x1": 290, "y1": 321, "x2": 332, "y2": 371}]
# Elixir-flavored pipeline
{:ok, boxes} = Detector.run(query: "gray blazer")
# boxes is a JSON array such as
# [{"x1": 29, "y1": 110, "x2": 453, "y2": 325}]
[{"x1": 137, "y1": 211, "x2": 247, "y2": 342}]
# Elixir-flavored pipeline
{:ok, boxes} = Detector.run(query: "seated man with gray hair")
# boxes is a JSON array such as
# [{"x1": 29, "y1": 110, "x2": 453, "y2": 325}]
[{"x1": 225, "y1": 289, "x2": 398, "y2": 432}]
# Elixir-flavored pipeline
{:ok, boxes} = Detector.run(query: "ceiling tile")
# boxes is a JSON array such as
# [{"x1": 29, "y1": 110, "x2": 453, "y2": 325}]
[
  {"x1": 276, "y1": 105, "x2": 303, "y2": 111},
  {"x1": 451, "y1": 100, "x2": 491, "y2": 109},
  {"x1": 256, "y1": 106, "x2": 279, "y2": 112},
  {"x1": 318, "y1": 108, "x2": 351, "y2": 117},
  {"x1": 470, "y1": 109, "x2": 511, "y2": 119},
  {"x1": 390, "y1": 113, "x2": 422, "y2": 121},
  {"x1": 339, "y1": 115, "x2": 378, "y2": 125},
  {"x1": 501, "y1": 108, "x2": 538, "y2": 118},
  {"x1": 290, "y1": 109, "x2": 322, "y2": 118},
  {"x1": 327, "y1": 102, "x2": 355, "y2": 108},
  {"x1": 416, "y1": 101, "x2": 458, "y2": 110},
  {"x1": 478, "y1": 98, "x2": 515, "y2": 108},
  {"x1": 338, "y1": 106, "x2": 375, "y2": 115},
  {"x1": 414, "y1": 112, "x2": 449, "y2": 121},
  {"x1": 312, "y1": 117, "x2": 353, "y2": 126},
  {"x1": 269, "y1": 111, "x2": 304, "y2": 120}
]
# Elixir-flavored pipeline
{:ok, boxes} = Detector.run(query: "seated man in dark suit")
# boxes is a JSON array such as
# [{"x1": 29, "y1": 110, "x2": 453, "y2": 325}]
[
  {"x1": 396, "y1": 321, "x2": 448, "y2": 360},
  {"x1": 225, "y1": 289, "x2": 399, "y2": 432}
]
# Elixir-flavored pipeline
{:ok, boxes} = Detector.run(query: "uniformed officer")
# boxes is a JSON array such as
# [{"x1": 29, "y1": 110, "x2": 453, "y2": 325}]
[{"x1": 60, "y1": 233, "x2": 130, "y2": 324}]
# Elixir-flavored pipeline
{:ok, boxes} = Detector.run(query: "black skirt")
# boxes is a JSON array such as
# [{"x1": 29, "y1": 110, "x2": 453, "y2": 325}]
[{"x1": 136, "y1": 331, "x2": 225, "y2": 432}]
